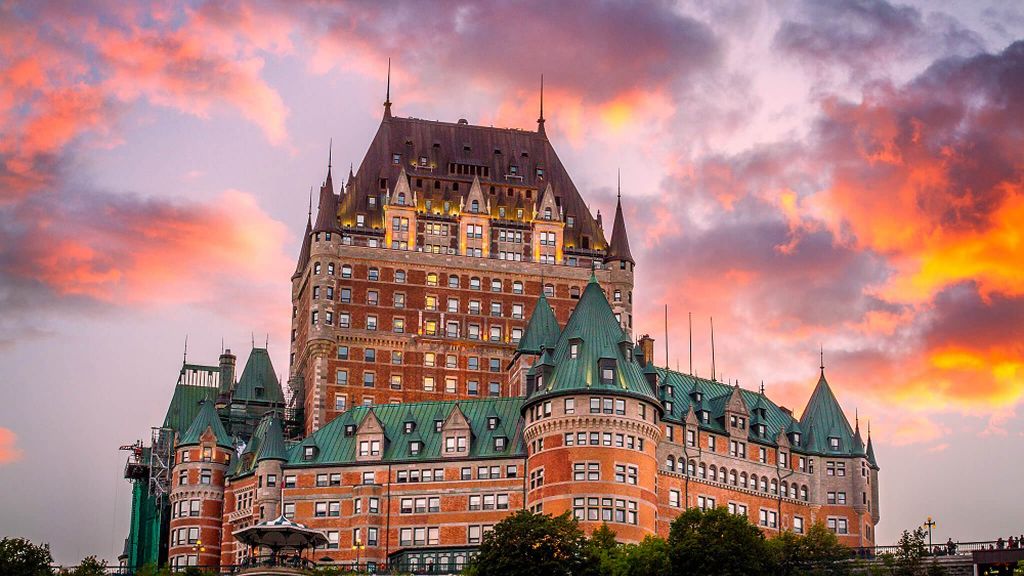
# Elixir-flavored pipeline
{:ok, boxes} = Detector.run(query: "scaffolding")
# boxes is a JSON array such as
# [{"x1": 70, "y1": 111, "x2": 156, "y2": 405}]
[{"x1": 148, "y1": 427, "x2": 174, "y2": 505}]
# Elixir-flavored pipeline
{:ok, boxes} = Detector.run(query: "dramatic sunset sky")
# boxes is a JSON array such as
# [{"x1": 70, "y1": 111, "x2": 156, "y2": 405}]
[{"x1": 1, "y1": 0, "x2": 1022, "y2": 563}]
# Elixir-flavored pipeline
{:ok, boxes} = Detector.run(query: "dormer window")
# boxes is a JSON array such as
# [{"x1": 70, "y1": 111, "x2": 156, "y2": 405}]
[
  {"x1": 303, "y1": 446, "x2": 317, "y2": 461},
  {"x1": 694, "y1": 391, "x2": 703, "y2": 402},
  {"x1": 404, "y1": 421, "x2": 416, "y2": 434},
  {"x1": 600, "y1": 363, "x2": 615, "y2": 384},
  {"x1": 201, "y1": 447, "x2": 212, "y2": 462},
  {"x1": 396, "y1": 192, "x2": 406, "y2": 205},
  {"x1": 701, "y1": 411, "x2": 710, "y2": 424},
  {"x1": 471, "y1": 200, "x2": 479, "y2": 213},
  {"x1": 392, "y1": 153, "x2": 401, "y2": 164},
  {"x1": 829, "y1": 437, "x2": 840, "y2": 450},
  {"x1": 510, "y1": 165, "x2": 518, "y2": 175},
  {"x1": 409, "y1": 441, "x2": 422, "y2": 456},
  {"x1": 666, "y1": 385, "x2": 674, "y2": 396},
  {"x1": 544, "y1": 207, "x2": 552, "y2": 220},
  {"x1": 537, "y1": 167, "x2": 544, "y2": 178},
  {"x1": 344, "y1": 424, "x2": 356, "y2": 436},
  {"x1": 487, "y1": 417, "x2": 500, "y2": 430},
  {"x1": 757, "y1": 424, "x2": 766, "y2": 436},
  {"x1": 665, "y1": 401, "x2": 673, "y2": 413},
  {"x1": 419, "y1": 156, "x2": 428, "y2": 166},
  {"x1": 792, "y1": 432, "x2": 801, "y2": 445},
  {"x1": 569, "y1": 341, "x2": 580, "y2": 359},
  {"x1": 434, "y1": 420, "x2": 443, "y2": 432},
  {"x1": 494, "y1": 437, "x2": 507, "y2": 451}
]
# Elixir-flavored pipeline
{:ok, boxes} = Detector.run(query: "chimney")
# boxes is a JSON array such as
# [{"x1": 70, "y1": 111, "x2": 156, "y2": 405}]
[
  {"x1": 639, "y1": 334, "x2": 655, "y2": 366},
  {"x1": 219, "y1": 348, "x2": 236, "y2": 394}
]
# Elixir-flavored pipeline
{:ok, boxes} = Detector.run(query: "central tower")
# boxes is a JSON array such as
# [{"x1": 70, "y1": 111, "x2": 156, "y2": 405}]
[{"x1": 288, "y1": 88, "x2": 636, "y2": 434}]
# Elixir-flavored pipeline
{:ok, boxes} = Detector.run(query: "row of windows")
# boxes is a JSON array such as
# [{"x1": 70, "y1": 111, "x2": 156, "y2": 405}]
[
  {"x1": 334, "y1": 370, "x2": 502, "y2": 398},
  {"x1": 571, "y1": 497, "x2": 638, "y2": 525},
  {"x1": 665, "y1": 458, "x2": 812, "y2": 501},
  {"x1": 171, "y1": 499, "x2": 201, "y2": 518},
  {"x1": 562, "y1": 432, "x2": 646, "y2": 452},
  {"x1": 311, "y1": 309, "x2": 524, "y2": 341},
  {"x1": 527, "y1": 397, "x2": 649, "y2": 422},
  {"x1": 177, "y1": 468, "x2": 212, "y2": 486}
]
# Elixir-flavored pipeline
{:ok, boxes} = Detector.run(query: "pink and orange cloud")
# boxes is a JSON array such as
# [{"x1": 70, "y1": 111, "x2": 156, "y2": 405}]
[{"x1": 0, "y1": 427, "x2": 22, "y2": 464}]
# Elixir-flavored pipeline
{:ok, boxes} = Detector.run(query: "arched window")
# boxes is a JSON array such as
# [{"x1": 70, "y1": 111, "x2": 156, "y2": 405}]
[
  {"x1": 729, "y1": 470, "x2": 737, "y2": 485},
  {"x1": 666, "y1": 456, "x2": 675, "y2": 471},
  {"x1": 544, "y1": 207, "x2": 552, "y2": 220},
  {"x1": 512, "y1": 281, "x2": 524, "y2": 294},
  {"x1": 800, "y1": 485, "x2": 808, "y2": 501},
  {"x1": 569, "y1": 286, "x2": 581, "y2": 299},
  {"x1": 327, "y1": 263, "x2": 335, "y2": 275},
  {"x1": 341, "y1": 264, "x2": 352, "y2": 278},
  {"x1": 781, "y1": 481, "x2": 788, "y2": 498},
  {"x1": 426, "y1": 272, "x2": 438, "y2": 287},
  {"x1": 750, "y1": 474, "x2": 758, "y2": 490},
  {"x1": 687, "y1": 459, "x2": 696, "y2": 476},
  {"x1": 699, "y1": 462, "x2": 707, "y2": 479},
  {"x1": 543, "y1": 283, "x2": 554, "y2": 297},
  {"x1": 790, "y1": 484, "x2": 798, "y2": 499},
  {"x1": 760, "y1": 477, "x2": 768, "y2": 491},
  {"x1": 448, "y1": 275, "x2": 459, "y2": 288},
  {"x1": 709, "y1": 466, "x2": 717, "y2": 482},
  {"x1": 314, "y1": 262, "x2": 322, "y2": 275},
  {"x1": 770, "y1": 479, "x2": 778, "y2": 495},
  {"x1": 397, "y1": 192, "x2": 406, "y2": 205},
  {"x1": 471, "y1": 199, "x2": 479, "y2": 213},
  {"x1": 740, "y1": 472, "x2": 748, "y2": 488}
]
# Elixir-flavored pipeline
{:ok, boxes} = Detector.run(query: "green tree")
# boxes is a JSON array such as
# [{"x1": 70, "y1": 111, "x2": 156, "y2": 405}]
[
  {"x1": 667, "y1": 506, "x2": 769, "y2": 576},
  {"x1": 60, "y1": 556, "x2": 107, "y2": 576},
  {"x1": 616, "y1": 536, "x2": 671, "y2": 576},
  {"x1": 463, "y1": 510, "x2": 591, "y2": 576},
  {"x1": 891, "y1": 528, "x2": 928, "y2": 576},
  {"x1": 768, "y1": 522, "x2": 851, "y2": 575},
  {"x1": 0, "y1": 537, "x2": 54, "y2": 576},
  {"x1": 581, "y1": 524, "x2": 621, "y2": 576}
]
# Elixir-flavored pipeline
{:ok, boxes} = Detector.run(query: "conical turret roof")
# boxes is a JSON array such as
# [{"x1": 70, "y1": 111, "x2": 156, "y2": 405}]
[
  {"x1": 313, "y1": 165, "x2": 339, "y2": 233},
  {"x1": 179, "y1": 400, "x2": 232, "y2": 449},
  {"x1": 234, "y1": 348, "x2": 285, "y2": 404},
  {"x1": 256, "y1": 416, "x2": 287, "y2": 463},
  {"x1": 526, "y1": 276, "x2": 657, "y2": 404},
  {"x1": 517, "y1": 294, "x2": 560, "y2": 354},
  {"x1": 604, "y1": 193, "x2": 633, "y2": 264},
  {"x1": 293, "y1": 216, "x2": 312, "y2": 278},
  {"x1": 799, "y1": 370, "x2": 855, "y2": 454}
]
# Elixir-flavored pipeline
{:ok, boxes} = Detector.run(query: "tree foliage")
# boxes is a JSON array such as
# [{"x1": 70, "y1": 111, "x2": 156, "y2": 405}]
[
  {"x1": 768, "y1": 522, "x2": 851, "y2": 576},
  {"x1": 0, "y1": 537, "x2": 54, "y2": 576},
  {"x1": 464, "y1": 510, "x2": 592, "y2": 576},
  {"x1": 668, "y1": 506, "x2": 770, "y2": 576},
  {"x1": 58, "y1": 556, "x2": 107, "y2": 576}
]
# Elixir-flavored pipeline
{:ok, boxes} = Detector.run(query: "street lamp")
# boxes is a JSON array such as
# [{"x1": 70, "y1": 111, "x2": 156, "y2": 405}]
[
  {"x1": 191, "y1": 539, "x2": 206, "y2": 564},
  {"x1": 352, "y1": 538, "x2": 365, "y2": 573},
  {"x1": 923, "y1": 517, "x2": 936, "y2": 551}
]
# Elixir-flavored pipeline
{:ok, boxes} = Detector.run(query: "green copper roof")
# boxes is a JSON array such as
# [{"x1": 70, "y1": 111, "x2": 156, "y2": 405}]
[
  {"x1": 257, "y1": 416, "x2": 288, "y2": 462},
  {"x1": 526, "y1": 277, "x2": 658, "y2": 405},
  {"x1": 234, "y1": 348, "x2": 285, "y2": 404},
  {"x1": 179, "y1": 400, "x2": 233, "y2": 448},
  {"x1": 288, "y1": 397, "x2": 525, "y2": 466},
  {"x1": 799, "y1": 371, "x2": 856, "y2": 454},
  {"x1": 516, "y1": 294, "x2": 560, "y2": 354},
  {"x1": 866, "y1": 434, "x2": 877, "y2": 467},
  {"x1": 162, "y1": 365, "x2": 220, "y2": 432}
]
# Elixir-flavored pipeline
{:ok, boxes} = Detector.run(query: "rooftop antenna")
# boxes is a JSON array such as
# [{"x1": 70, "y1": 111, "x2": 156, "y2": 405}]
[
  {"x1": 820, "y1": 344, "x2": 825, "y2": 376},
  {"x1": 183, "y1": 335, "x2": 188, "y2": 364},
  {"x1": 710, "y1": 317, "x2": 716, "y2": 382},
  {"x1": 537, "y1": 74, "x2": 545, "y2": 135},
  {"x1": 617, "y1": 168, "x2": 621, "y2": 200},
  {"x1": 221, "y1": 337, "x2": 224, "y2": 355},
  {"x1": 265, "y1": 333, "x2": 269, "y2": 348},
  {"x1": 251, "y1": 332, "x2": 255, "y2": 349},
  {"x1": 760, "y1": 380, "x2": 765, "y2": 395},
  {"x1": 664, "y1": 304, "x2": 669, "y2": 369},
  {"x1": 688, "y1": 312, "x2": 693, "y2": 375}
]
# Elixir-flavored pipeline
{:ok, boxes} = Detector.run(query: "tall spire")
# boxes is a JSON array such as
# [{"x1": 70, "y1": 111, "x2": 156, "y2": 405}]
[
  {"x1": 710, "y1": 317, "x2": 716, "y2": 382},
  {"x1": 603, "y1": 175, "x2": 634, "y2": 264},
  {"x1": 384, "y1": 58, "x2": 393, "y2": 119},
  {"x1": 820, "y1": 345, "x2": 825, "y2": 376},
  {"x1": 537, "y1": 74, "x2": 546, "y2": 135},
  {"x1": 324, "y1": 139, "x2": 334, "y2": 193},
  {"x1": 294, "y1": 187, "x2": 313, "y2": 278}
]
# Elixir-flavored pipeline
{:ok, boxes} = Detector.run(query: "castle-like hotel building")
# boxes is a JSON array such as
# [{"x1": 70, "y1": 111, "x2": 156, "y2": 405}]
[{"x1": 122, "y1": 93, "x2": 880, "y2": 574}]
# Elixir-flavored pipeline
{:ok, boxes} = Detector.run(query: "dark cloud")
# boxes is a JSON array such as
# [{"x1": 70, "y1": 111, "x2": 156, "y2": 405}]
[{"x1": 773, "y1": 0, "x2": 983, "y2": 75}]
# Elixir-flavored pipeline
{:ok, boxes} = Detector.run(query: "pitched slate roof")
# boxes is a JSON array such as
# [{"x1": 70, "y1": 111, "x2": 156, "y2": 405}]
[
  {"x1": 287, "y1": 397, "x2": 525, "y2": 466},
  {"x1": 233, "y1": 348, "x2": 285, "y2": 404},
  {"x1": 256, "y1": 416, "x2": 287, "y2": 463},
  {"x1": 516, "y1": 294, "x2": 560, "y2": 354},
  {"x1": 799, "y1": 370, "x2": 856, "y2": 454},
  {"x1": 179, "y1": 400, "x2": 232, "y2": 449},
  {"x1": 526, "y1": 276, "x2": 658, "y2": 404},
  {"x1": 313, "y1": 166, "x2": 339, "y2": 234},
  {"x1": 293, "y1": 215, "x2": 312, "y2": 279},
  {"x1": 338, "y1": 113, "x2": 607, "y2": 250},
  {"x1": 604, "y1": 193, "x2": 633, "y2": 264}
]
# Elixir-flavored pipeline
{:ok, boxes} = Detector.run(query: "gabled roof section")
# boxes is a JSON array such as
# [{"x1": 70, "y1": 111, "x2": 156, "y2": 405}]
[
  {"x1": 179, "y1": 401, "x2": 232, "y2": 449},
  {"x1": 234, "y1": 348, "x2": 285, "y2": 404},
  {"x1": 535, "y1": 182, "x2": 559, "y2": 221},
  {"x1": 388, "y1": 166, "x2": 413, "y2": 206},
  {"x1": 799, "y1": 370, "x2": 855, "y2": 454},
  {"x1": 341, "y1": 114, "x2": 606, "y2": 248},
  {"x1": 526, "y1": 276, "x2": 657, "y2": 404},
  {"x1": 604, "y1": 192, "x2": 633, "y2": 264},
  {"x1": 286, "y1": 397, "x2": 524, "y2": 465},
  {"x1": 516, "y1": 294, "x2": 560, "y2": 355},
  {"x1": 464, "y1": 176, "x2": 487, "y2": 214}
]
